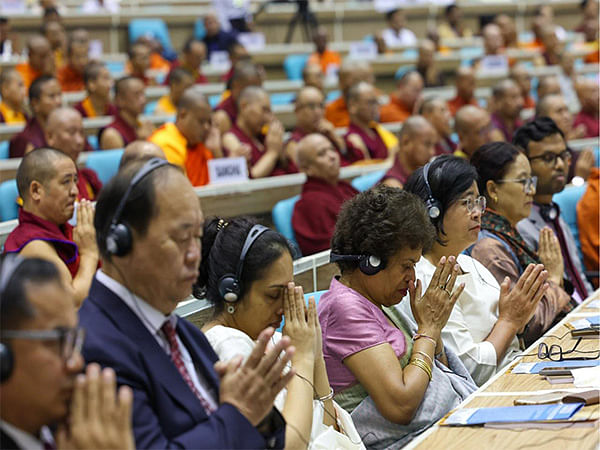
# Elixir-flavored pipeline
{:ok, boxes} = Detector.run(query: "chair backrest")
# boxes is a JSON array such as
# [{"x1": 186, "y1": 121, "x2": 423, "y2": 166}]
[
  {"x1": 272, "y1": 195, "x2": 300, "y2": 246},
  {"x1": 351, "y1": 170, "x2": 386, "y2": 192},
  {"x1": 85, "y1": 149, "x2": 125, "y2": 185},
  {"x1": 283, "y1": 54, "x2": 310, "y2": 81},
  {"x1": 0, "y1": 141, "x2": 9, "y2": 160},
  {"x1": 553, "y1": 183, "x2": 588, "y2": 258},
  {"x1": 276, "y1": 290, "x2": 327, "y2": 332},
  {"x1": 194, "y1": 19, "x2": 206, "y2": 40},
  {"x1": 0, "y1": 179, "x2": 19, "y2": 221},
  {"x1": 128, "y1": 19, "x2": 172, "y2": 51}
]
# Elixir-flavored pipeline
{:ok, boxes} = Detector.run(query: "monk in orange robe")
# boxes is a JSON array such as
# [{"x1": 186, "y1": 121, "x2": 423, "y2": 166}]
[
  {"x1": 57, "y1": 40, "x2": 89, "y2": 92},
  {"x1": 0, "y1": 69, "x2": 27, "y2": 124},
  {"x1": 447, "y1": 66, "x2": 478, "y2": 116},
  {"x1": 74, "y1": 62, "x2": 118, "y2": 119},
  {"x1": 380, "y1": 70, "x2": 423, "y2": 123},
  {"x1": 307, "y1": 27, "x2": 341, "y2": 74},
  {"x1": 15, "y1": 35, "x2": 55, "y2": 89},
  {"x1": 155, "y1": 67, "x2": 194, "y2": 116}
]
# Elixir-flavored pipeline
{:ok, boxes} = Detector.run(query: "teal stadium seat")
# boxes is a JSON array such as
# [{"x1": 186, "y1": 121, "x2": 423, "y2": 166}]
[
  {"x1": 553, "y1": 184, "x2": 587, "y2": 260},
  {"x1": 284, "y1": 54, "x2": 309, "y2": 81},
  {"x1": 105, "y1": 61, "x2": 125, "y2": 76},
  {"x1": 0, "y1": 179, "x2": 19, "y2": 221},
  {"x1": 272, "y1": 195, "x2": 300, "y2": 248},
  {"x1": 87, "y1": 135, "x2": 99, "y2": 151},
  {"x1": 85, "y1": 149, "x2": 124, "y2": 185},
  {"x1": 209, "y1": 95, "x2": 221, "y2": 108},
  {"x1": 194, "y1": 19, "x2": 206, "y2": 40},
  {"x1": 129, "y1": 19, "x2": 172, "y2": 52},
  {"x1": 0, "y1": 141, "x2": 9, "y2": 159},
  {"x1": 144, "y1": 101, "x2": 158, "y2": 115},
  {"x1": 351, "y1": 170, "x2": 386, "y2": 191},
  {"x1": 270, "y1": 92, "x2": 296, "y2": 105}
]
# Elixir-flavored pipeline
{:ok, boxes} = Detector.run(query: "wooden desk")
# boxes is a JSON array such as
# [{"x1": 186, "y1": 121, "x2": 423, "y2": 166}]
[{"x1": 407, "y1": 291, "x2": 600, "y2": 450}]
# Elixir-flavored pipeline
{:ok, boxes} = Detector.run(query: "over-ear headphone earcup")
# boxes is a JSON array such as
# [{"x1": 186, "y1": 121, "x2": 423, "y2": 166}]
[
  {"x1": 426, "y1": 198, "x2": 442, "y2": 220},
  {"x1": 106, "y1": 223, "x2": 133, "y2": 257},
  {"x1": 0, "y1": 342, "x2": 13, "y2": 383},
  {"x1": 218, "y1": 274, "x2": 240, "y2": 303},
  {"x1": 359, "y1": 255, "x2": 384, "y2": 276}
]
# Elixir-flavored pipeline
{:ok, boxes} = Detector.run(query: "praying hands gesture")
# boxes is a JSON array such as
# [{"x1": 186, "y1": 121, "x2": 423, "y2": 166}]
[
  {"x1": 538, "y1": 227, "x2": 564, "y2": 286},
  {"x1": 283, "y1": 282, "x2": 317, "y2": 363},
  {"x1": 57, "y1": 363, "x2": 135, "y2": 450},
  {"x1": 215, "y1": 327, "x2": 296, "y2": 427}
]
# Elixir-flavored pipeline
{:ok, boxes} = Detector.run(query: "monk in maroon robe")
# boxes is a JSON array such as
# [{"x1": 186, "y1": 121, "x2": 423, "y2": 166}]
[
  {"x1": 343, "y1": 82, "x2": 390, "y2": 164},
  {"x1": 285, "y1": 86, "x2": 348, "y2": 167},
  {"x1": 46, "y1": 107, "x2": 103, "y2": 201},
  {"x1": 292, "y1": 134, "x2": 358, "y2": 255},
  {"x1": 223, "y1": 86, "x2": 297, "y2": 178},
  {"x1": 3, "y1": 148, "x2": 99, "y2": 307},
  {"x1": 421, "y1": 97, "x2": 457, "y2": 156},
  {"x1": 99, "y1": 76, "x2": 152, "y2": 150},
  {"x1": 213, "y1": 60, "x2": 262, "y2": 134},
  {"x1": 9, "y1": 75, "x2": 62, "y2": 158},
  {"x1": 381, "y1": 116, "x2": 437, "y2": 188}
]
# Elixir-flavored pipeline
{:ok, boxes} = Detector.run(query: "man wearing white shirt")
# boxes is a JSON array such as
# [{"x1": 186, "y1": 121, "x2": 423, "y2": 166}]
[{"x1": 381, "y1": 9, "x2": 417, "y2": 48}]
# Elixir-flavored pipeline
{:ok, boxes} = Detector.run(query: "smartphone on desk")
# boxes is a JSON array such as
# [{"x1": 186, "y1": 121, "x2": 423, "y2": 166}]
[{"x1": 539, "y1": 367, "x2": 573, "y2": 377}]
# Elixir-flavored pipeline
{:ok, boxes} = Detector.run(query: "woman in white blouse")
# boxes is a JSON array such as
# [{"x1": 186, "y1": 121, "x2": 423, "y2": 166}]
[
  {"x1": 399, "y1": 155, "x2": 549, "y2": 386},
  {"x1": 197, "y1": 217, "x2": 363, "y2": 449}
]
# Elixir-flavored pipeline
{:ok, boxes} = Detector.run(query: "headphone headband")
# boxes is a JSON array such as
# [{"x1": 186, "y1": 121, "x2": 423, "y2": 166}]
[
  {"x1": 329, "y1": 252, "x2": 384, "y2": 275},
  {"x1": 235, "y1": 224, "x2": 269, "y2": 282}
]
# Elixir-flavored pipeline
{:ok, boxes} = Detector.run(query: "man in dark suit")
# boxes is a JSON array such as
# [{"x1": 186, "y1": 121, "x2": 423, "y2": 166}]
[
  {"x1": 0, "y1": 255, "x2": 134, "y2": 449},
  {"x1": 80, "y1": 159, "x2": 294, "y2": 449}
]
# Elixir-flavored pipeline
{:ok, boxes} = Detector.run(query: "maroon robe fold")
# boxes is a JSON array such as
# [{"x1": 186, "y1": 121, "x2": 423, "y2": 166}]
[
  {"x1": 9, "y1": 117, "x2": 47, "y2": 158},
  {"x1": 382, "y1": 156, "x2": 410, "y2": 186},
  {"x1": 343, "y1": 122, "x2": 388, "y2": 164},
  {"x1": 292, "y1": 176, "x2": 359, "y2": 255},
  {"x1": 226, "y1": 124, "x2": 298, "y2": 177},
  {"x1": 4, "y1": 209, "x2": 80, "y2": 278},
  {"x1": 215, "y1": 96, "x2": 238, "y2": 124},
  {"x1": 77, "y1": 168, "x2": 103, "y2": 201},
  {"x1": 435, "y1": 135, "x2": 457, "y2": 156},
  {"x1": 98, "y1": 113, "x2": 138, "y2": 147}
]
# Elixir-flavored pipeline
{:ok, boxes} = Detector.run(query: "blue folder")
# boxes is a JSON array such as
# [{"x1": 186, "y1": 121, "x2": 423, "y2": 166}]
[{"x1": 446, "y1": 403, "x2": 584, "y2": 425}]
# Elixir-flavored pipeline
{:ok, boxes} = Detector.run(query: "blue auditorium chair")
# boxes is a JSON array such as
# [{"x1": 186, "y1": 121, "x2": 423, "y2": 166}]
[
  {"x1": 87, "y1": 135, "x2": 99, "y2": 151},
  {"x1": 85, "y1": 149, "x2": 124, "y2": 185},
  {"x1": 272, "y1": 195, "x2": 300, "y2": 247},
  {"x1": 129, "y1": 19, "x2": 172, "y2": 52},
  {"x1": 270, "y1": 92, "x2": 296, "y2": 105},
  {"x1": 277, "y1": 290, "x2": 327, "y2": 331},
  {"x1": 0, "y1": 179, "x2": 19, "y2": 221},
  {"x1": 144, "y1": 101, "x2": 158, "y2": 115},
  {"x1": 209, "y1": 95, "x2": 221, "y2": 108},
  {"x1": 283, "y1": 54, "x2": 309, "y2": 81},
  {"x1": 0, "y1": 141, "x2": 9, "y2": 159},
  {"x1": 351, "y1": 170, "x2": 386, "y2": 191},
  {"x1": 553, "y1": 183, "x2": 588, "y2": 260},
  {"x1": 194, "y1": 19, "x2": 206, "y2": 40},
  {"x1": 105, "y1": 61, "x2": 126, "y2": 76}
]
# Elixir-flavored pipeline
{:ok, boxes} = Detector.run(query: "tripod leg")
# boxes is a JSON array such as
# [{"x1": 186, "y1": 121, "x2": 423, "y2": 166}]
[{"x1": 285, "y1": 12, "x2": 300, "y2": 44}]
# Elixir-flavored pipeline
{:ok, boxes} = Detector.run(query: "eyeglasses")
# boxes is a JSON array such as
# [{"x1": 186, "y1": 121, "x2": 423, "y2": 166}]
[
  {"x1": 459, "y1": 196, "x2": 487, "y2": 214},
  {"x1": 529, "y1": 150, "x2": 572, "y2": 166},
  {"x1": 1, "y1": 327, "x2": 85, "y2": 362},
  {"x1": 496, "y1": 176, "x2": 538, "y2": 193},
  {"x1": 537, "y1": 337, "x2": 600, "y2": 361}
]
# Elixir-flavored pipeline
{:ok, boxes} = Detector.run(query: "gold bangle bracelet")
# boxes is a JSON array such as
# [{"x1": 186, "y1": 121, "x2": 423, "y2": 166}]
[
  {"x1": 315, "y1": 387, "x2": 334, "y2": 402},
  {"x1": 410, "y1": 357, "x2": 432, "y2": 381},
  {"x1": 414, "y1": 351, "x2": 434, "y2": 366}
]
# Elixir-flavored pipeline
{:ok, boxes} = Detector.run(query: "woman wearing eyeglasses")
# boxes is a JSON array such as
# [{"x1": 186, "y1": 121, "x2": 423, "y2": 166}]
[
  {"x1": 469, "y1": 142, "x2": 573, "y2": 347},
  {"x1": 400, "y1": 155, "x2": 550, "y2": 386}
]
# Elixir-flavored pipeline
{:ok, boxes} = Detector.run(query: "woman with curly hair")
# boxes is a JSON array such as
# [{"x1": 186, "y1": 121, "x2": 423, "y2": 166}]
[{"x1": 318, "y1": 186, "x2": 477, "y2": 449}]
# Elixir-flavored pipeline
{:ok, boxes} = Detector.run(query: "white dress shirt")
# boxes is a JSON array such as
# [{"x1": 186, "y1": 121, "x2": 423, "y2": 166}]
[
  {"x1": 95, "y1": 270, "x2": 218, "y2": 411},
  {"x1": 397, "y1": 254, "x2": 521, "y2": 386},
  {"x1": 381, "y1": 28, "x2": 417, "y2": 48},
  {"x1": 0, "y1": 421, "x2": 54, "y2": 450}
]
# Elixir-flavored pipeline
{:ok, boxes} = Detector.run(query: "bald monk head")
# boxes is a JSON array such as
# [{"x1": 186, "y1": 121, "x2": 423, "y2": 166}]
[
  {"x1": 27, "y1": 35, "x2": 55, "y2": 75},
  {"x1": 536, "y1": 94, "x2": 574, "y2": 136},
  {"x1": 230, "y1": 60, "x2": 263, "y2": 101},
  {"x1": 492, "y1": 79, "x2": 523, "y2": 120},
  {"x1": 455, "y1": 105, "x2": 493, "y2": 158},
  {"x1": 313, "y1": 26, "x2": 329, "y2": 54},
  {"x1": 119, "y1": 141, "x2": 165, "y2": 169},
  {"x1": 0, "y1": 69, "x2": 26, "y2": 112},
  {"x1": 575, "y1": 77, "x2": 599, "y2": 115},
  {"x1": 420, "y1": 97, "x2": 451, "y2": 138},
  {"x1": 510, "y1": 63, "x2": 532, "y2": 100},
  {"x1": 29, "y1": 75, "x2": 62, "y2": 123},
  {"x1": 296, "y1": 133, "x2": 340, "y2": 183},
  {"x1": 347, "y1": 82, "x2": 379, "y2": 126},
  {"x1": 398, "y1": 116, "x2": 436, "y2": 170},
  {"x1": 46, "y1": 107, "x2": 86, "y2": 162},
  {"x1": 114, "y1": 76, "x2": 146, "y2": 117},
  {"x1": 302, "y1": 62, "x2": 324, "y2": 91},
  {"x1": 16, "y1": 148, "x2": 78, "y2": 225},
  {"x1": 454, "y1": 66, "x2": 475, "y2": 101},
  {"x1": 66, "y1": 38, "x2": 90, "y2": 75},
  {"x1": 417, "y1": 39, "x2": 436, "y2": 68},
  {"x1": 495, "y1": 14, "x2": 517, "y2": 47},
  {"x1": 537, "y1": 75, "x2": 561, "y2": 100},
  {"x1": 338, "y1": 59, "x2": 374, "y2": 95},
  {"x1": 482, "y1": 23, "x2": 504, "y2": 55},
  {"x1": 175, "y1": 86, "x2": 213, "y2": 146},
  {"x1": 396, "y1": 71, "x2": 424, "y2": 113},
  {"x1": 295, "y1": 86, "x2": 325, "y2": 133},
  {"x1": 237, "y1": 86, "x2": 272, "y2": 135}
]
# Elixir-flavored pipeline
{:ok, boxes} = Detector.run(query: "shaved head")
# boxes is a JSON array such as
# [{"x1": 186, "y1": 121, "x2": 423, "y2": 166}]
[
  {"x1": 399, "y1": 115, "x2": 434, "y2": 141},
  {"x1": 296, "y1": 133, "x2": 340, "y2": 181},
  {"x1": 120, "y1": 141, "x2": 165, "y2": 169},
  {"x1": 339, "y1": 59, "x2": 373, "y2": 92},
  {"x1": 238, "y1": 85, "x2": 268, "y2": 107},
  {"x1": 177, "y1": 86, "x2": 209, "y2": 111},
  {"x1": 16, "y1": 148, "x2": 70, "y2": 200},
  {"x1": 46, "y1": 106, "x2": 80, "y2": 130},
  {"x1": 455, "y1": 105, "x2": 482, "y2": 134},
  {"x1": 46, "y1": 107, "x2": 86, "y2": 161}
]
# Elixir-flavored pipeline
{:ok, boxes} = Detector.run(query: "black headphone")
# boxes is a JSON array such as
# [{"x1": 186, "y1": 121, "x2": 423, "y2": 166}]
[
  {"x1": 218, "y1": 224, "x2": 270, "y2": 303},
  {"x1": 538, "y1": 202, "x2": 560, "y2": 222},
  {"x1": 106, "y1": 158, "x2": 170, "y2": 257},
  {"x1": 422, "y1": 162, "x2": 442, "y2": 220},
  {"x1": 0, "y1": 254, "x2": 26, "y2": 383},
  {"x1": 329, "y1": 253, "x2": 385, "y2": 276}
]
